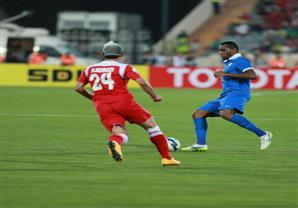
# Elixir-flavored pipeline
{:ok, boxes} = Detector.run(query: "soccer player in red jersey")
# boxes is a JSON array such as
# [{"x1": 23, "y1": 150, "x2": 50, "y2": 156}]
[{"x1": 75, "y1": 41, "x2": 180, "y2": 166}]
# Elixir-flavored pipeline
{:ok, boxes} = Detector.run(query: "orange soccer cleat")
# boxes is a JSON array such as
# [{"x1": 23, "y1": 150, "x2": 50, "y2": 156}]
[
  {"x1": 161, "y1": 158, "x2": 181, "y2": 166},
  {"x1": 108, "y1": 141, "x2": 123, "y2": 162}
]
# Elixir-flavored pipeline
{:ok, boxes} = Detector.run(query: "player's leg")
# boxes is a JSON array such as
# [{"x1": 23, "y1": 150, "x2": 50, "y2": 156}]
[
  {"x1": 220, "y1": 109, "x2": 265, "y2": 136},
  {"x1": 94, "y1": 101, "x2": 127, "y2": 161},
  {"x1": 181, "y1": 99, "x2": 220, "y2": 152},
  {"x1": 138, "y1": 118, "x2": 181, "y2": 166},
  {"x1": 109, "y1": 124, "x2": 128, "y2": 145},
  {"x1": 193, "y1": 110, "x2": 212, "y2": 145},
  {"x1": 115, "y1": 99, "x2": 180, "y2": 165},
  {"x1": 107, "y1": 124, "x2": 128, "y2": 162},
  {"x1": 219, "y1": 94, "x2": 272, "y2": 150}
]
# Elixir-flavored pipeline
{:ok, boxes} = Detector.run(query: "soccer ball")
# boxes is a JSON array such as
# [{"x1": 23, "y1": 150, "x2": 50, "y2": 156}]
[{"x1": 166, "y1": 137, "x2": 181, "y2": 152}]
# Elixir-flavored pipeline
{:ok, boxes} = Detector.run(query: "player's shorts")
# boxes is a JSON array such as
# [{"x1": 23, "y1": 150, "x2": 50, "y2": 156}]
[
  {"x1": 198, "y1": 92, "x2": 249, "y2": 115},
  {"x1": 94, "y1": 99, "x2": 152, "y2": 132}
]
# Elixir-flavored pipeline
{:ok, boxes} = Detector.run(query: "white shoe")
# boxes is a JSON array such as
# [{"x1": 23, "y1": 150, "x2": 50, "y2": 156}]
[
  {"x1": 259, "y1": 131, "x2": 272, "y2": 150},
  {"x1": 181, "y1": 144, "x2": 208, "y2": 152}
]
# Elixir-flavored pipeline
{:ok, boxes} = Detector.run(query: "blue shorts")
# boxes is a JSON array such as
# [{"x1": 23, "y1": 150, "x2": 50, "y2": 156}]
[{"x1": 198, "y1": 93, "x2": 249, "y2": 115}]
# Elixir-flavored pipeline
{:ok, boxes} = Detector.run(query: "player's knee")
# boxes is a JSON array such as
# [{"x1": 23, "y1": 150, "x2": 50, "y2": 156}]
[
  {"x1": 112, "y1": 124, "x2": 126, "y2": 134},
  {"x1": 192, "y1": 110, "x2": 207, "y2": 119},
  {"x1": 147, "y1": 125, "x2": 163, "y2": 137},
  {"x1": 219, "y1": 110, "x2": 234, "y2": 120},
  {"x1": 140, "y1": 118, "x2": 157, "y2": 129}
]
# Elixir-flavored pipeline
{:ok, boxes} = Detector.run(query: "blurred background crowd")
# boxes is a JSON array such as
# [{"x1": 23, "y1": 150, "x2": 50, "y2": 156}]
[{"x1": 1, "y1": 0, "x2": 298, "y2": 68}]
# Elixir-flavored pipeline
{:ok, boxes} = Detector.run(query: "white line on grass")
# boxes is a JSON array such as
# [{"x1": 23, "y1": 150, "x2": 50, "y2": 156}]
[
  {"x1": 0, "y1": 113, "x2": 297, "y2": 121},
  {"x1": 0, "y1": 113, "x2": 96, "y2": 118},
  {"x1": 252, "y1": 91, "x2": 298, "y2": 97}
]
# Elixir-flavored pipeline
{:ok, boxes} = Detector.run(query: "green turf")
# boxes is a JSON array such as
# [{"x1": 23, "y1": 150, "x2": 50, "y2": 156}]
[{"x1": 1, "y1": 87, "x2": 297, "y2": 208}]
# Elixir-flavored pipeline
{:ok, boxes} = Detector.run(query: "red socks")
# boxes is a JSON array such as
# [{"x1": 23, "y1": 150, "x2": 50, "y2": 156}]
[
  {"x1": 150, "y1": 134, "x2": 171, "y2": 159},
  {"x1": 108, "y1": 135, "x2": 123, "y2": 145}
]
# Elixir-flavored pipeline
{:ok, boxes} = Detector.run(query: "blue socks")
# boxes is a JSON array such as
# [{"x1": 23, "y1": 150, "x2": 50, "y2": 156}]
[
  {"x1": 229, "y1": 114, "x2": 266, "y2": 137},
  {"x1": 194, "y1": 118, "x2": 208, "y2": 145}
]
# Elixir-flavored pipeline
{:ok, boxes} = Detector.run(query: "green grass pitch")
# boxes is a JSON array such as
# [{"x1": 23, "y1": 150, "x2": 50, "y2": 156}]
[{"x1": 1, "y1": 87, "x2": 297, "y2": 208}]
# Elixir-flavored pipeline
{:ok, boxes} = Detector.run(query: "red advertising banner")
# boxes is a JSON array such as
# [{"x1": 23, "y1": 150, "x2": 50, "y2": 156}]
[{"x1": 149, "y1": 66, "x2": 298, "y2": 90}]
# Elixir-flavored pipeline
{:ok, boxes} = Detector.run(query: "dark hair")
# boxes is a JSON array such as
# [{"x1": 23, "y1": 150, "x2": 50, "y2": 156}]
[{"x1": 220, "y1": 41, "x2": 239, "y2": 52}]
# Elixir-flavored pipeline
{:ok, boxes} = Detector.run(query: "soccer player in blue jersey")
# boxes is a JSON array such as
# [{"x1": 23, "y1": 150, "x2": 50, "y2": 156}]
[{"x1": 181, "y1": 41, "x2": 272, "y2": 152}]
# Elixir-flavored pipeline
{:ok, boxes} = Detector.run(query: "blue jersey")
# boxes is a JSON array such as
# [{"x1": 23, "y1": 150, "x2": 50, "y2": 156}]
[{"x1": 221, "y1": 53, "x2": 253, "y2": 99}]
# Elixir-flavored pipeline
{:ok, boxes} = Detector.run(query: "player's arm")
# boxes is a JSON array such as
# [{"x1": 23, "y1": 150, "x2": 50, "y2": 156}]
[
  {"x1": 135, "y1": 77, "x2": 162, "y2": 102},
  {"x1": 214, "y1": 69, "x2": 257, "y2": 79},
  {"x1": 75, "y1": 81, "x2": 93, "y2": 101}
]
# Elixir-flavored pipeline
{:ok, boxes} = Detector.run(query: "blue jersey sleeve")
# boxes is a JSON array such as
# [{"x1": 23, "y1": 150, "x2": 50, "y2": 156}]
[{"x1": 237, "y1": 57, "x2": 253, "y2": 72}]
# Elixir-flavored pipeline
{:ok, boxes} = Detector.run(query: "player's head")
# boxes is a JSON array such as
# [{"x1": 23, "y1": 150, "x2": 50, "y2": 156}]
[
  {"x1": 102, "y1": 41, "x2": 124, "y2": 59},
  {"x1": 218, "y1": 41, "x2": 239, "y2": 60}
]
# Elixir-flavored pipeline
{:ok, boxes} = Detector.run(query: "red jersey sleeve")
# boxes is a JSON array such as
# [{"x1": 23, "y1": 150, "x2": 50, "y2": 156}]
[
  {"x1": 124, "y1": 65, "x2": 141, "y2": 80},
  {"x1": 78, "y1": 69, "x2": 89, "y2": 85}
]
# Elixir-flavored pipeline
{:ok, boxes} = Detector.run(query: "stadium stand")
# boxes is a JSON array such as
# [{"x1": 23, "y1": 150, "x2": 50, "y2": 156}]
[
  {"x1": 219, "y1": 0, "x2": 298, "y2": 54},
  {"x1": 155, "y1": 0, "x2": 298, "y2": 67},
  {"x1": 191, "y1": 0, "x2": 258, "y2": 53}
]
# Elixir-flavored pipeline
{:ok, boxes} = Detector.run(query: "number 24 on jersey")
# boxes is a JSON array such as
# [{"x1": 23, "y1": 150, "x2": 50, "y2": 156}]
[{"x1": 89, "y1": 72, "x2": 115, "y2": 91}]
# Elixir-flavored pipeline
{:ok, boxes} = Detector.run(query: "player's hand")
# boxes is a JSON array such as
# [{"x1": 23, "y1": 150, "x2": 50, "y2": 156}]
[
  {"x1": 152, "y1": 95, "x2": 163, "y2": 102},
  {"x1": 214, "y1": 71, "x2": 226, "y2": 78}
]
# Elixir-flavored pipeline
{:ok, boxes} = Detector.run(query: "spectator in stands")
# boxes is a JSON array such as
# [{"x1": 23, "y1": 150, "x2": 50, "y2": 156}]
[
  {"x1": 143, "y1": 51, "x2": 155, "y2": 65},
  {"x1": 212, "y1": 0, "x2": 221, "y2": 14},
  {"x1": 6, "y1": 46, "x2": 27, "y2": 63},
  {"x1": 60, "y1": 52, "x2": 76, "y2": 65},
  {"x1": 234, "y1": 23, "x2": 250, "y2": 36},
  {"x1": 211, "y1": 38, "x2": 221, "y2": 51},
  {"x1": 28, "y1": 50, "x2": 47, "y2": 64},
  {"x1": 151, "y1": 52, "x2": 169, "y2": 67},
  {"x1": 294, "y1": 62, "x2": 298, "y2": 70},
  {"x1": 176, "y1": 31, "x2": 190, "y2": 54},
  {"x1": 189, "y1": 38, "x2": 200, "y2": 54},
  {"x1": 172, "y1": 54, "x2": 186, "y2": 67},
  {"x1": 221, "y1": 0, "x2": 298, "y2": 55},
  {"x1": 185, "y1": 54, "x2": 198, "y2": 67},
  {"x1": 268, "y1": 52, "x2": 286, "y2": 68},
  {"x1": 253, "y1": 50, "x2": 268, "y2": 67},
  {"x1": 0, "y1": 55, "x2": 5, "y2": 63}
]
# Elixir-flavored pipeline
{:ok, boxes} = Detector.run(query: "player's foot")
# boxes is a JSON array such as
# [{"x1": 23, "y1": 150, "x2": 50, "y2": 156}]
[
  {"x1": 161, "y1": 158, "x2": 181, "y2": 166},
  {"x1": 259, "y1": 131, "x2": 272, "y2": 150},
  {"x1": 181, "y1": 144, "x2": 208, "y2": 152},
  {"x1": 108, "y1": 141, "x2": 123, "y2": 162}
]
